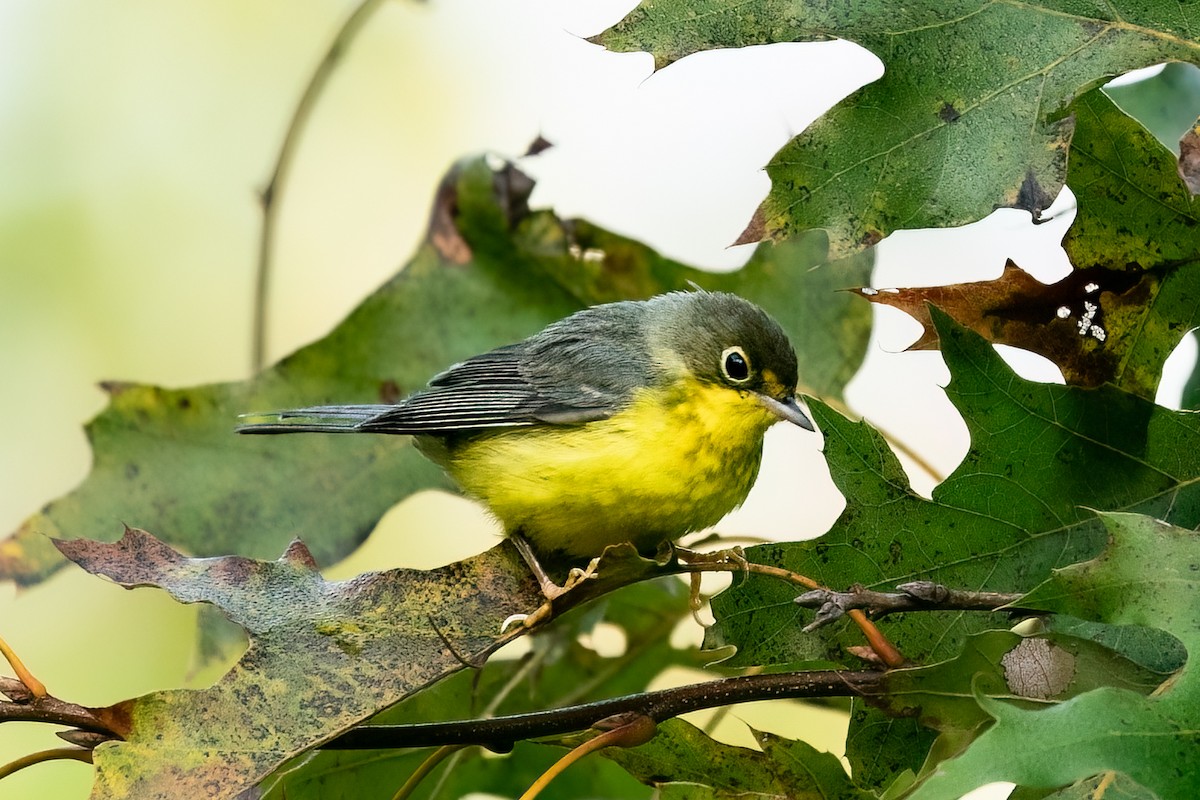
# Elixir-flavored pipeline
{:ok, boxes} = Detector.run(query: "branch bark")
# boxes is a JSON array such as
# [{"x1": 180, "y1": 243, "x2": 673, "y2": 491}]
[{"x1": 322, "y1": 669, "x2": 884, "y2": 751}]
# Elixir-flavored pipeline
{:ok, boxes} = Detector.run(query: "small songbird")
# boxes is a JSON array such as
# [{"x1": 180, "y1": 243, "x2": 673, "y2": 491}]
[{"x1": 238, "y1": 291, "x2": 814, "y2": 593}]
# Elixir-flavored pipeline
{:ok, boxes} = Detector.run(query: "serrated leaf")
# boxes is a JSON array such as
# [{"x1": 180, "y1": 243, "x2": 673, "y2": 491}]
[
  {"x1": 597, "y1": 1, "x2": 1200, "y2": 256},
  {"x1": 906, "y1": 513, "x2": 1200, "y2": 800},
  {"x1": 603, "y1": 718, "x2": 870, "y2": 800},
  {"x1": 876, "y1": 631, "x2": 1164, "y2": 737},
  {"x1": 705, "y1": 310, "x2": 1200, "y2": 777},
  {"x1": 54, "y1": 529, "x2": 691, "y2": 799},
  {"x1": 260, "y1": 578, "x2": 700, "y2": 799},
  {"x1": 1, "y1": 157, "x2": 871, "y2": 588},
  {"x1": 853, "y1": 87, "x2": 1200, "y2": 400}
]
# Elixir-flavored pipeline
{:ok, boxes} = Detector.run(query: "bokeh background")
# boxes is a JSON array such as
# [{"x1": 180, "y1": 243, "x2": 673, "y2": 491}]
[{"x1": 1, "y1": 2, "x2": 1193, "y2": 798}]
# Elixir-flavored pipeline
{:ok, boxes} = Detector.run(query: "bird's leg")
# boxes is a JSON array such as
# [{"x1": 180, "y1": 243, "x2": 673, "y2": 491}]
[
  {"x1": 668, "y1": 542, "x2": 750, "y2": 620},
  {"x1": 507, "y1": 533, "x2": 601, "y2": 630},
  {"x1": 670, "y1": 542, "x2": 749, "y2": 572}
]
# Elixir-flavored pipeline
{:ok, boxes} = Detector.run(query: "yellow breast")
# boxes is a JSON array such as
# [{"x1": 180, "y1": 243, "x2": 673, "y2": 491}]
[{"x1": 429, "y1": 376, "x2": 781, "y2": 559}]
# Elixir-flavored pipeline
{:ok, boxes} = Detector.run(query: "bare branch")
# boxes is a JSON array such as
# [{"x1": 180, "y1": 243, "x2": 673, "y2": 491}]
[
  {"x1": 252, "y1": 0, "x2": 390, "y2": 372},
  {"x1": 322, "y1": 669, "x2": 884, "y2": 751},
  {"x1": 794, "y1": 581, "x2": 1030, "y2": 631}
]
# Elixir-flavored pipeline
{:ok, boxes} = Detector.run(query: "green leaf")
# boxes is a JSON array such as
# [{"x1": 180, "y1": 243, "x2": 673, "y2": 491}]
[
  {"x1": 597, "y1": 1, "x2": 1200, "y2": 256},
  {"x1": 259, "y1": 578, "x2": 697, "y2": 799},
  {"x1": 877, "y1": 630, "x2": 1164, "y2": 735},
  {"x1": 707, "y1": 309, "x2": 1200, "y2": 667},
  {"x1": 54, "y1": 530, "x2": 539, "y2": 798},
  {"x1": 907, "y1": 513, "x2": 1200, "y2": 800},
  {"x1": 604, "y1": 718, "x2": 869, "y2": 800},
  {"x1": 705, "y1": 310, "x2": 1200, "y2": 776},
  {"x1": 1033, "y1": 772, "x2": 1160, "y2": 800},
  {"x1": 0, "y1": 157, "x2": 871, "y2": 587},
  {"x1": 852, "y1": 85, "x2": 1200, "y2": 400},
  {"x1": 54, "y1": 528, "x2": 712, "y2": 798}
]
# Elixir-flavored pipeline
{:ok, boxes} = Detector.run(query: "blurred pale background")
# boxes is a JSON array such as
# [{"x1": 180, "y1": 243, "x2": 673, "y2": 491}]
[{"x1": 1, "y1": 1, "x2": 1193, "y2": 798}]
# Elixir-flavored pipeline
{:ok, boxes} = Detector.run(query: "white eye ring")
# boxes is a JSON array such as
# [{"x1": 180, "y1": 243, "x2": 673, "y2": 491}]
[{"x1": 721, "y1": 346, "x2": 752, "y2": 383}]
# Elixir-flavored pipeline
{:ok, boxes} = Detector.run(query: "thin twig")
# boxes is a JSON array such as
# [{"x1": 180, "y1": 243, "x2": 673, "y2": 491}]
[
  {"x1": 517, "y1": 715, "x2": 657, "y2": 800},
  {"x1": 391, "y1": 744, "x2": 465, "y2": 800},
  {"x1": 323, "y1": 669, "x2": 883, "y2": 750},
  {"x1": 252, "y1": 0, "x2": 390, "y2": 372},
  {"x1": 794, "y1": 581, "x2": 1030, "y2": 630},
  {"x1": 0, "y1": 747, "x2": 92, "y2": 781},
  {"x1": 672, "y1": 553, "x2": 906, "y2": 667},
  {"x1": 0, "y1": 678, "x2": 117, "y2": 737}
]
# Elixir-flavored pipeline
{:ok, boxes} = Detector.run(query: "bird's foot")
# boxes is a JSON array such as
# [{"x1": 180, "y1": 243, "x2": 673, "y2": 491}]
[
  {"x1": 505, "y1": 535, "x2": 602, "y2": 630},
  {"x1": 668, "y1": 543, "x2": 750, "y2": 624}
]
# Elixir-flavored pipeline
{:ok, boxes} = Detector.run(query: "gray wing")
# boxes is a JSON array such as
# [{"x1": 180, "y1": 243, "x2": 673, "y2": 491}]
[{"x1": 239, "y1": 303, "x2": 653, "y2": 436}]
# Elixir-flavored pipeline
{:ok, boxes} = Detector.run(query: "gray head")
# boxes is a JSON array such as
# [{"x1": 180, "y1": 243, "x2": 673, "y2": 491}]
[{"x1": 643, "y1": 291, "x2": 811, "y2": 428}]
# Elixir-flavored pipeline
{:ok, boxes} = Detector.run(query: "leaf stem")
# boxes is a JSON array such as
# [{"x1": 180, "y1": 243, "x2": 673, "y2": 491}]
[
  {"x1": 517, "y1": 715, "x2": 657, "y2": 800},
  {"x1": 0, "y1": 633, "x2": 46, "y2": 698},
  {"x1": 0, "y1": 747, "x2": 92, "y2": 781},
  {"x1": 391, "y1": 744, "x2": 464, "y2": 800}
]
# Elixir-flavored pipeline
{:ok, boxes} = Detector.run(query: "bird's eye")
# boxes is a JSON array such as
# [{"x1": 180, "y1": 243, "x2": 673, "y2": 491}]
[{"x1": 721, "y1": 346, "x2": 751, "y2": 383}]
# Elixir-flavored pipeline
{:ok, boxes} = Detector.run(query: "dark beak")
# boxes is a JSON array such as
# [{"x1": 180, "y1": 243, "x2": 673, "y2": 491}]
[{"x1": 758, "y1": 394, "x2": 815, "y2": 431}]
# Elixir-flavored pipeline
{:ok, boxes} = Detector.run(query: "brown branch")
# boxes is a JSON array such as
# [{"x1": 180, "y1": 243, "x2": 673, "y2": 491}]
[
  {"x1": 252, "y1": 0, "x2": 390, "y2": 372},
  {"x1": 322, "y1": 669, "x2": 883, "y2": 751},
  {"x1": 0, "y1": 677, "x2": 121, "y2": 739},
  {"x1": 671, "y1": 551, "x2": 906, "y2": 667},
  {"x1": 794, "y1": 581, "x2": 1030, "y2": 631}
]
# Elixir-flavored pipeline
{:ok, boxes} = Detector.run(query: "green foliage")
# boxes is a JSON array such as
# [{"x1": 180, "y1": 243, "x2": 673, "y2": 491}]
[
  {"x1": 0, "y1": 159, "x2": 871, "y2": 588},
  {"x1": 909, "y1": 513, "x2": 1200, "y2": 799},
  {"x1": 596, "y1": 0, "x2": 1200, "y2": 257},
  {"x1": 6, "y1": 1, "x2": 1200, "y2": 798},
  {"x1": 605, "y1": 718, "x2": 868, "y2": 799}
]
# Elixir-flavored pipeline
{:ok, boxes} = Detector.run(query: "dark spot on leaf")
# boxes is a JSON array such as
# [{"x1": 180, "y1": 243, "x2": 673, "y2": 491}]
[
  {"x1": 938, "y1": 102, "x2": 960, "y2": 123},
  {"x1": 426, "y1": 173, "x2": 470, "y2": 265},
  {"x1": 125, "y1": 463, "x2": 139, "y2": 480},
  {"x1": 860, "y1": 228, "x2": 884, "y2": 248},
  {"x1": 177, "y1": 396, "x2": 191, "y2": 410},
  {"x1": 1013, "y1": 168, "x2": 1055, "y2": 220}
]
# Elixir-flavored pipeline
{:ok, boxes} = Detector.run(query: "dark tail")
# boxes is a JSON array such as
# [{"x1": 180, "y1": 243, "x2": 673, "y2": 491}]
[{"x1": 236, "y1": 404, "x2": 396, "y2": 434}]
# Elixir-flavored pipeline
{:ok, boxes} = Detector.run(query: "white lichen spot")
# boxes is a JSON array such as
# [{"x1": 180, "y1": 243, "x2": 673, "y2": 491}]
[
  {"x1": 1090, "y1": 325, "x2": 1107, "y2": 342},
  {"x1": 1057, "y1": 306, "x2": 1071, "y2": 319},
  {"x1": 1076, "y1": 300, "x2": 1099, "y2": 336},
  {"x1": 1084, "y1": 282, "x2": 1100, "y2": 294},
  {"x1": 860, "y1": 287, "x2": 878, "y2": 296},
  {"x1": 881, "y1": 287, "x2": 900, "y2": 294}
]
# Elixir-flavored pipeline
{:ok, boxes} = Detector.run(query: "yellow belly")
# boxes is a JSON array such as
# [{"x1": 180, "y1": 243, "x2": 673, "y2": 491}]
[{"x1": 424, "y1": 379, "x2": 780, "y2": 559}]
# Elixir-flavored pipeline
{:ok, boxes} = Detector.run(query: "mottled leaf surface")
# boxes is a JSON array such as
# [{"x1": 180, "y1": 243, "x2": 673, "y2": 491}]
[
  {"x1": 605, "y1": 718, "x2": 869, "y2": 800},
  {"x1": 854, "y1": 87, "x2": 1200, "y2": 400},
  {"x1": 705, "y1": 310, "x2": 1200, "y2": 778},
  {"x1": 55, "y1": 529, "x2": 546, "y2": 798},
  {"x1": 1, "y1": 157, "x2": 871, "y2": 587},
  {"x1": 596, "y1": 1, "x2": 1200, "y2": 256},
  {"x1": 909, "y1": 513, "x2": 1200, "y2": 799},
  {"x1": 259, "y1": 578, "x2": 699, "y2": 799}
]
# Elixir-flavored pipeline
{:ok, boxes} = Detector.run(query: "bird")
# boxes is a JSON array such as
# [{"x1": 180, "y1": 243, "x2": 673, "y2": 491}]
[{"x1": 238, "y1": 290, "x2": 814, "y2": 598}]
